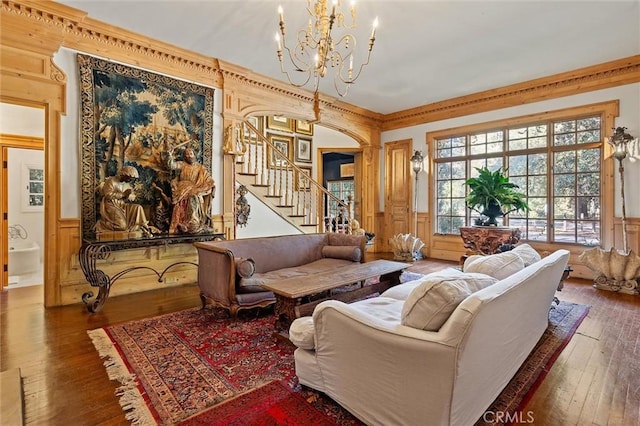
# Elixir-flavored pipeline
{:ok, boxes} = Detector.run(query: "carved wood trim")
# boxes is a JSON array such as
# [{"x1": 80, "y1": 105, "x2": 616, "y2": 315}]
[{"x1": 382, "y1": 55, "x2": 640, "y2": 131}]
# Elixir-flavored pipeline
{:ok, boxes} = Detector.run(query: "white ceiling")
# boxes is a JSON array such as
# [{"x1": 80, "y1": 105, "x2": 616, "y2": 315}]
[{"x1": 58, "y1": 0, "x2": 640, "y2": 115}]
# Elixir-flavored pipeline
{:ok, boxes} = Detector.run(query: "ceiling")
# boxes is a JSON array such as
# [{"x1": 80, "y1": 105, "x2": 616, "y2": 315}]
[{"x1": 58, "y1": 1, "x2": 640, "y2": 115}]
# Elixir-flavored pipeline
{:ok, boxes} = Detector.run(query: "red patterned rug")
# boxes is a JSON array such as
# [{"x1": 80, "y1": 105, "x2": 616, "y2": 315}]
[{"x1": 89, "y1": 300, "x2": 588, "y2": 425}]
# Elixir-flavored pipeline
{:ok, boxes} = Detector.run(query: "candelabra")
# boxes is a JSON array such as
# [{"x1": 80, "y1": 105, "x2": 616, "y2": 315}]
[
  {"x1": 607, "y1": 126, "x2": 639, "y2": 253},
  {"x1": 410, "y1": 150, "x2": 424, "y2": 250}
]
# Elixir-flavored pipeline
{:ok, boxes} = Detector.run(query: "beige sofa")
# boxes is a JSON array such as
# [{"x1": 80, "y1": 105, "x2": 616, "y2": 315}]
[
  {"x1": 194, "y1": 233, "x2": 366, "y2": 318},
  {"x1": 290, "y1": 247, "x2": 570, "y2": 426}
]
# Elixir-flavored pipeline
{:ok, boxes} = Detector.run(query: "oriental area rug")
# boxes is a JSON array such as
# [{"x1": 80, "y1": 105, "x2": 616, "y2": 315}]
[{"x1": 89, "y1": 300, "x2": 589, "y2": 425}]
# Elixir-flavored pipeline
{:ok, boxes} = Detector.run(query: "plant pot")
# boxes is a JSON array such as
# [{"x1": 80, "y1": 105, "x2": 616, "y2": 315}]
[{"x1": 481, "y1": 202, "x2": 502, "y2": 226}]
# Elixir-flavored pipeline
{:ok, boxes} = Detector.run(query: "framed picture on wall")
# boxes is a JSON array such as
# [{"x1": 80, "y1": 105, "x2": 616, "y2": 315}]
[
  {"x1": 268, "y1": 133, "x2": 293, "y2": 167},
  {"x1": 296, "y1": 166, "x2": 312, "y2": 190},
  {"x1": 295, "y1": 136, "x2": 312, "y2": 163},
  {"x1": 243, "y1": 116, "x2": 263, "y2": 144},
  {"x1": 295, "y1": 119, "x2": 314, "y2": 135},
  {"x1": 340, "y1": 163, "x2": 355, "y2": 178},
  {"x1": 267, "y1": 115, "x2": 294, "y2": 132}
]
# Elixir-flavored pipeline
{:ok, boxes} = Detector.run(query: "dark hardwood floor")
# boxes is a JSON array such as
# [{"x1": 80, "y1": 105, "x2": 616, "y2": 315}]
[{"x1": 1, "y1": 255, "x2": 639, "y2": 425}]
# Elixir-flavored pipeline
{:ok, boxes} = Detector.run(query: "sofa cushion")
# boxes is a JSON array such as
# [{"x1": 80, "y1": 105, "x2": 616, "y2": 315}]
[
  {"x1": 464, "y1": 251, "x2": 525, "y2": 280},
  {"x1": 289, "y1": 317, "x2": 316, "y2": 350},
  {"x1": 235, "y1": 257, "x2": 255, "y2": 278},
  {"x1": 382, "y1": 268, "x2": 467, "y2": 300},
  {"x1": 401, "y1": 273, "x2": 498, "y2": 331},
  {"x1": 512, "y1": 243, "x2": 542, "y2": 267},
  {"x1": 322, "y1": 245, "x2": 362, "y2": 262},
  {"x1": 237, "y1": 276, "x2": 268, "y2": 293}
]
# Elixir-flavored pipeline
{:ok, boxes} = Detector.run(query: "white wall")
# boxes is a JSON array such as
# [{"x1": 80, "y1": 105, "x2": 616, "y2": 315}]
[
  {"x1": 0, "y1": 104, "x2": 44, "y2": 137},
  {"x1": 235, "y1": 191, "x2": 301, "y2": 238},
  {"x1": 381, "y1": 83, "x2": 640, "y2": 217},
  {"x1": 313, "y1": 124, "x2": 360, "y2": 149}
]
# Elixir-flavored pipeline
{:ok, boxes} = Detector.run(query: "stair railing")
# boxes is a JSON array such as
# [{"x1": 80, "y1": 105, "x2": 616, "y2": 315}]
[{"x1": 235, "y1": 119, "x2": 352, "y2": 232}]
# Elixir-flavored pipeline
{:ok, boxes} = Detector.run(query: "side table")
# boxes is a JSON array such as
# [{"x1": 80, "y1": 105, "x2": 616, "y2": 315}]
[
  {"x1": 459, "y1": 226, "x2": 522, "y2": 255},
  {"x1": 79, "y1": 233, "x2": 224, "y2": 313}
]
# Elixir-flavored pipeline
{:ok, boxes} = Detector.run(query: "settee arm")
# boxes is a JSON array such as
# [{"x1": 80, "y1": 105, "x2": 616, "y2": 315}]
[
  {"x1": 194, "y1": 243, "x2": 237, "y2": 309},
  {"x1": 303, "y1": 299, "x2": 466, "y2": 426}
]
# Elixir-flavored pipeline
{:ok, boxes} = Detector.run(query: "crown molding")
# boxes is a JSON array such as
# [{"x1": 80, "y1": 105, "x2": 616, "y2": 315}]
[{"x1": 382, "y1": 55, "x2": 640, "y2": 131}]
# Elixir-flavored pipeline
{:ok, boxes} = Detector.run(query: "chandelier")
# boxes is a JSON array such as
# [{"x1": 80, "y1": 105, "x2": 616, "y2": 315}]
[{"x1": 275, "y1": 0, "x2": 378, "y2": 97}]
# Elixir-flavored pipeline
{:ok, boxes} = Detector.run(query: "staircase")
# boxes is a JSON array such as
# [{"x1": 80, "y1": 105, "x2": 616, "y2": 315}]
[{"x1": 227, "y1": 120, "x2": 351, "y2": 234}]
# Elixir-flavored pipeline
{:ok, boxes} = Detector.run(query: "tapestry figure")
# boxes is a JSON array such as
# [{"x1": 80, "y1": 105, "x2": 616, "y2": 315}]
[
  {"x1": 162, "y1": 141, "x2": 216, "y2": 234},
  {"x1": 95, "y1": 166, "x2": 154, "y2": 237}
]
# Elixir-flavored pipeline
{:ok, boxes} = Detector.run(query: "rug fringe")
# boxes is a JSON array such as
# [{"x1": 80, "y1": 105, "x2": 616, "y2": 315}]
[{"x1": 88, "y1": 329, "x2": 157, "y2": 425}]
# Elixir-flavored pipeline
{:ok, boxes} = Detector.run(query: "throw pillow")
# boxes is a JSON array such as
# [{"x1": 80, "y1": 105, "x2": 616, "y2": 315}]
[
  {"x1": 289, "y1": 317, "x2": 316, "y2": 350},
  {"x1": 464, "y1": 251, "x2": 525, "y2": 280},
  {"x1": 235, "y1": 257, "x2": 255, "y2": 278},
  {"x1": 463, "y1": 255, "x2": 484, "y2": 272},
  {"x1": 401, "y1": 273, "x2": 498, "y2": 331},
  {"x1": 237, "y1": 276, "x2": 267, "y2": 293},
  {"x1": 322, "y1": 245, "x2": 362, "y2": 262},
  {"x1": 512, "y1": 243, "x2": 542, "y2": 267}
]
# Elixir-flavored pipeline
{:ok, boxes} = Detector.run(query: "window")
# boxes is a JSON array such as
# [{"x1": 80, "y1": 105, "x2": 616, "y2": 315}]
[
  {"x1": 431, "y1": 104, "x2": 613, "y2": 246},
  {"x1": 326, "y1": 179, "x2": 354, "y2": 216},
  {"x1": 22, "y1": 163, "x2": 44, "y2": 211}
]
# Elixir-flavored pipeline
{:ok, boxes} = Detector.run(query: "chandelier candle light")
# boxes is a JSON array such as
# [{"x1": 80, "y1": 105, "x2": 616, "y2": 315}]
[{"x1": 276, "y1": 0, "x2": 378, "y2": 98}]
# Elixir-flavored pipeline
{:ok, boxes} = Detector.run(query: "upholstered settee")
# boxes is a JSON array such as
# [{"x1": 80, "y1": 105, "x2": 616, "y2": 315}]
[
  {"x1": 289, "y1": 247, "x2": 570, "y2": 426},
  {"x1": 194, "y1": 233, "x2": 367, "y2": 318}
]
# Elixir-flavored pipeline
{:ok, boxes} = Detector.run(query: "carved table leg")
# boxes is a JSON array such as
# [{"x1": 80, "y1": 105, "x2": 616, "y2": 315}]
[
  {"x1": 273, "y1": 296, "x2": 298, "y2": 333},
  {"x1": 79, "y1": 243, "x2": 113, "y2": 313}
]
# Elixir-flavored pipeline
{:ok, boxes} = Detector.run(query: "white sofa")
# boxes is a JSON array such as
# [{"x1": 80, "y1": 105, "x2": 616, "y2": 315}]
[{"x1": 289, "y1": 248, "x2": 570, "y2": 426}]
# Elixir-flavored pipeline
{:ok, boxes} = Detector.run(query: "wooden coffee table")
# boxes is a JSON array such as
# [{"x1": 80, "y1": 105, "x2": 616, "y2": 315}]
[{"x1": 261, "y1": 259, "x2": 411, "y2": 333}]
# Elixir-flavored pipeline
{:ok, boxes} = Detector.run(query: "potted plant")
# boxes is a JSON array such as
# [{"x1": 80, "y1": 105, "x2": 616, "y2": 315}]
[{"x1": 464, "y1": 167, "x2": 529, "y2": 226}]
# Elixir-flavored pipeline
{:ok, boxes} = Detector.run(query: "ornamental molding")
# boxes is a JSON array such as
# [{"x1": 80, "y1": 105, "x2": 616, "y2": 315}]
[{"x1": 382, "y1": 55, "x2": 640, "y2": 131}]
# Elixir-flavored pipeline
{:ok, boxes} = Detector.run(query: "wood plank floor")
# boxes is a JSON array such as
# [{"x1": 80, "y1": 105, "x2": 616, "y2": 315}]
[{"x1": 1, "y1": 255, "x2": 639, "y2": 425}]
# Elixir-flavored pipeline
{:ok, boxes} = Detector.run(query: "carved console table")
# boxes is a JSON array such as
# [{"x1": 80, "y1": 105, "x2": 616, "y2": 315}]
[
  {"x1": 459, "y1": 226, "x2": 522, "y2": 255},
  {"x1": 79, "y1": 233, "x2": 224, "y2": 313}
]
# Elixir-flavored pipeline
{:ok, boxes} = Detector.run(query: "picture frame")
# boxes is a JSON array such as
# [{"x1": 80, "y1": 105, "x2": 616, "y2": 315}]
[
  {"x1": 340, "y1": 163, "x2": 355, "y2": 178},
  {"x1": 243, "y1": 116, "x2": 263, "y2": 145},
  {"x1": 295, "y1": 119, "x2": 314, "y2": 136},
  {"x1": 295, "y1": 136, "x2": 313, "y2": 163},
  {"x1": 268, "y1": 133, "x2": 294, "y2": 168},
  {"x1": 296, "y1": 166, "x2": 312, "y2": 191},
  {"x1": 267, "y1": 115, "x2": 294, "y2": 132}
]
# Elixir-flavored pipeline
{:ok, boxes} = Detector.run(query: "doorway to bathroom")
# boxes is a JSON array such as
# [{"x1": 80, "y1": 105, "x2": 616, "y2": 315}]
[{"x1": 1, "y1": 103, "x2": 45, "y2": 290}]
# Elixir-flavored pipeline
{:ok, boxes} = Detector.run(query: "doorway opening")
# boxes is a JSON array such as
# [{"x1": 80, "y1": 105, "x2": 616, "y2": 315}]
[{"x1": 1, "y1": 103, "x2": 45, "y2": 290}]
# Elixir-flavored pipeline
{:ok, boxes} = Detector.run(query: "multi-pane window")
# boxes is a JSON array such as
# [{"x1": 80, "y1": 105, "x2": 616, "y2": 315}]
[
  {"x1": 326, "y1": 179, "x2": 354, "y2": 216},
  {"x1": 433, "y1": 114, "x2": 602, "y2": 245}
]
